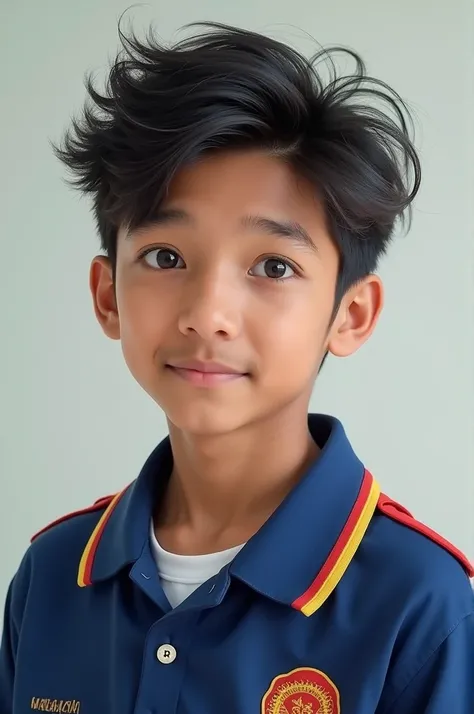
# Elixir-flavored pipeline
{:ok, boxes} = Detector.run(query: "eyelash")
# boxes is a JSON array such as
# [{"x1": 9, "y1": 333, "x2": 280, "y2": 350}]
[{"x1": 137, "y1": 246, "x2": 301, "y2": 282}]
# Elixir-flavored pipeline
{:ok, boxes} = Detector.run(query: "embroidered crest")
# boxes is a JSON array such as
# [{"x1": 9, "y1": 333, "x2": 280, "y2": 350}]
[{"x1": 262, "y1": 667, "x2": 340, "y2": 714}]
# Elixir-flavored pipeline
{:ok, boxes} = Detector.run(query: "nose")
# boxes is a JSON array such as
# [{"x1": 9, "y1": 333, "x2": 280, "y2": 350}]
[{"x1": 177, "y1": 269, "x2": 243, "y2": 341}]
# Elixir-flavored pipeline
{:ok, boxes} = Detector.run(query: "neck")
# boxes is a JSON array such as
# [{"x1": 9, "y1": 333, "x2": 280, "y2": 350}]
[{"x1": 154, "y1": 404, "x2": 319, "y2": 554}]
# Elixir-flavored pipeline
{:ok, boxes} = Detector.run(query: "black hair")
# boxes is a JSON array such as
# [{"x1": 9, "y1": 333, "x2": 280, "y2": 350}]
[{"x1": 54, "y1": 20, "x2": 421, "y2": 305}]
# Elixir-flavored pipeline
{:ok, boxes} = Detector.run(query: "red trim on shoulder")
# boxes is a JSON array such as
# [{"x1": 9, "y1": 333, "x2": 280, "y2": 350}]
[
  {"x1": 93, "y1": 495, "x2": 115, "y2": 506},
  {"x1": 378, "y1": 493, "x2": 474, "y2": 577},
  {"x1": 30, "y1": 495, "x2": 115, "y2": 543}
]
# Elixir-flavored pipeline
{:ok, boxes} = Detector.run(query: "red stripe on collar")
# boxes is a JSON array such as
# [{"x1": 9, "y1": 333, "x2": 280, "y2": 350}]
[
  {"x1": 292, "y1": 470, "x2": 380, "y2": 616},
  {"x1": 77, "y1": 490, "x2": 125, "y2": 587}
]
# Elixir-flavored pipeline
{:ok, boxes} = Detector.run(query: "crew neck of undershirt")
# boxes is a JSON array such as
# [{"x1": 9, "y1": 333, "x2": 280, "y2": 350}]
[{"x1": 149, "y1": 522, "x2": 246, "y2": 584}]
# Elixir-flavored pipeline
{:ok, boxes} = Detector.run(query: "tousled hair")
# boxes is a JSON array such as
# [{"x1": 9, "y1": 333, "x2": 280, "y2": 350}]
[{"x1": 54, "y1": 20, "x2": 421, "y2": 304}]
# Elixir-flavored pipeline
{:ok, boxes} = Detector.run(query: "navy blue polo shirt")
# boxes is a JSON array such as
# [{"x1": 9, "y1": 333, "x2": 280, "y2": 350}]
[{"x1": 1, "y1": 415, "x2": 473, "y2": 713}]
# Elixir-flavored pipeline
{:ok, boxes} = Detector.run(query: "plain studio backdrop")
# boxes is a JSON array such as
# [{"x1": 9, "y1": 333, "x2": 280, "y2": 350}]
[{"x1": 0, "y1": 0, "x2": 473, "y2": 611}]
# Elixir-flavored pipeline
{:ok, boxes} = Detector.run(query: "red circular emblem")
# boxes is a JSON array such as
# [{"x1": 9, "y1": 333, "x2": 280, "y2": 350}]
[{"x1": 262, "y1": 667, "x2": 340, "y2": 714}]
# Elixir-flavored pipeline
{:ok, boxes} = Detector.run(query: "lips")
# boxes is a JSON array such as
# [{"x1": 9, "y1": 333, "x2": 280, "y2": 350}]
[
  {"x1": 167, "y1": 359, "x2": 243, "y2": 374},
  {"x1": 165, "y1": 359, "x2": 247, "y2": 387}
]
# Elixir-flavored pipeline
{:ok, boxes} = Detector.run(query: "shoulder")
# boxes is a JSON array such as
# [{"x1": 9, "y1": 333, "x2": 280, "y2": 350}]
[
  {"x1": 30, "y1": 493, "x2": 116, "y2": 544},
  {"x1": 377, "y1": 492, "x2": 473, "y2": 578},
  {"x1": 5, "y1": 494, "x2": 118, "y2": 639},
  {"x1": 364, "y1": 491, "x2": 474, "y2": 622},
  {"x1": 366, "y1": 493, "x2": 474, "y2": 708},
  {"x1": 20, "y1": 494, "x2": 117, "y2": 583}
]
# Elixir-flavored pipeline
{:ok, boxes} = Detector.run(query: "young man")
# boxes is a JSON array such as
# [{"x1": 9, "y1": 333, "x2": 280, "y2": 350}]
[{"x1": 1, "y1": 21, "x2": 473, "y2": 714}]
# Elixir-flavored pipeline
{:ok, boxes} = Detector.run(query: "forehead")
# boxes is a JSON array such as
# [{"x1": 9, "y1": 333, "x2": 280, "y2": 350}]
[{"x1": 161, "y1": 150, "x2": 327, "y2": 230}]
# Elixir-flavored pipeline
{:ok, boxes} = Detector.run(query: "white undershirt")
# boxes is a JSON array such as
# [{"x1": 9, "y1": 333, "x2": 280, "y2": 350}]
[{"x1": 149, "y1": 521, "x2": 245, "y2": 608}]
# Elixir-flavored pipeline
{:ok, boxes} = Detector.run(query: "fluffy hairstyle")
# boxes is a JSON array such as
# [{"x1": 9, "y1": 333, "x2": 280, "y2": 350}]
[{"x1": 54, "y1": 20, "x2": 421, "y2": 304}]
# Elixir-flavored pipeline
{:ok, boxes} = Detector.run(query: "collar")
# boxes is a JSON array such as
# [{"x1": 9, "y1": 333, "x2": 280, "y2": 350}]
[
  {"x1": 78, "y1": 415, "x2": 379, "y2": 616},
  {"x1": 229, "y1": 415, "x2": 379, "y2": 615},
  {"x1": 77, "y1": 439, "x2": 173, "y2": 588}
]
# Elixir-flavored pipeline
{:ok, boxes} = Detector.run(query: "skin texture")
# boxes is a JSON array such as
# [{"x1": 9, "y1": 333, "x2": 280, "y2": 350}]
[{"x1": 90, "y1": 150, "x2": 383, "y2": 554}]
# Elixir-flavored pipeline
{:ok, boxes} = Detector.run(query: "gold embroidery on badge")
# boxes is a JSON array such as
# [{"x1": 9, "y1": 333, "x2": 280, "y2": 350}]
[{"x1": 262, "y1": 667, "x2": 340, "y2": 714}]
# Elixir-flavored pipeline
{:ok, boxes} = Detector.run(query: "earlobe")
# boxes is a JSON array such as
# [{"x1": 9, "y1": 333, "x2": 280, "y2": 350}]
[
  {"x1": 327, "y1": 276, "x2": 384, "y2": 358},
  {"x1": 89, "y1": 256, "x2": 121, "y2": 340}
]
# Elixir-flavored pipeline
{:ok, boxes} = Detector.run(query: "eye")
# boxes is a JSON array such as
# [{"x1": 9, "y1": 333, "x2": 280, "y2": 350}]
[
  {"x1": 142, "y1": 248, "x2": 185, "y2": 270},
  {"x1": 250, "y1": 257, "x2": 295, "y2": 280}
]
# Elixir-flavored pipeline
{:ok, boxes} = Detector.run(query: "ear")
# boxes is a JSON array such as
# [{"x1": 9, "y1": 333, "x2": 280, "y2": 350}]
[
  {"x1": 89, "y1": 256, "x2": 121, "y2": 340},
  {"x1": 327, "y1": 275, "x2": 384, "y2": 358}
]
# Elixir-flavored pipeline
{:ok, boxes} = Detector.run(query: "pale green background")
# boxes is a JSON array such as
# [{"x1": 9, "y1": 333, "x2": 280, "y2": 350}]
[{"x1": 1, "y1": 0, "x2": 473, "y2": 608}]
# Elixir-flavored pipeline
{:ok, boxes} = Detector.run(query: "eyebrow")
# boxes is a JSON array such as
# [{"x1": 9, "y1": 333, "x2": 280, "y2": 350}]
[
  {"x1": 241, "y1": 215, "x2": 318, "y2": 253},
  {"x1": 128, "y1": 209, "x2": 318, "y2": 252}
]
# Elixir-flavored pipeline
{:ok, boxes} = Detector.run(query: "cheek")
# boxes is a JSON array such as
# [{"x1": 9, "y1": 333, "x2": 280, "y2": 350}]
[
  {"x1": 115, "y1": 279, "x2": 174, "y2": 361},
  {"x1": 252, "y1": 298, "x2": 329, "y2": 383}
]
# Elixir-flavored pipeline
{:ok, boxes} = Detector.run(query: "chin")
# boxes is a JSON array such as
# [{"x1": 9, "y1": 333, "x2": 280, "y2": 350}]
[
  {"x1": 144, "y1": 368, "x2": 257, "y2": 437},
  {"x1": 161, "y1": 400, "x2": 249, "y2": 438}
]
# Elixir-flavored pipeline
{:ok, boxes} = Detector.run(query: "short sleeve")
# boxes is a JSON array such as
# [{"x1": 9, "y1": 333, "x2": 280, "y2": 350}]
[{"x1": 0, "y1": 581, "x2": 17, "y2": 714}]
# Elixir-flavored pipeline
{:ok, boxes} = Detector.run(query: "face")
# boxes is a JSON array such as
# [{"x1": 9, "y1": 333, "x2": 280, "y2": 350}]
[{"x1": 91, "y1": 151, "x2": 383, "y2": 436}]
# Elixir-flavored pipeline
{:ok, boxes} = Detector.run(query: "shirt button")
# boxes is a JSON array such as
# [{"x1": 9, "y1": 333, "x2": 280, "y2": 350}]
[{"x1": 156, "y1": 644, "x2": 177, "y2": 664}]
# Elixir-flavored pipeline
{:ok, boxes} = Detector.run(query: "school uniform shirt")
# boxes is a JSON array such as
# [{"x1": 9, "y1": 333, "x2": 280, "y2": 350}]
[{"x1": 1, "y1": 414, "x2": 473, "y2": 714}]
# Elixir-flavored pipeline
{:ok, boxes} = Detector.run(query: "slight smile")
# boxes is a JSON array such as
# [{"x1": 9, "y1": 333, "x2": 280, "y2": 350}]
[{"x1": 165, "y1": 360, "x2": 248, "y2": 387}]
